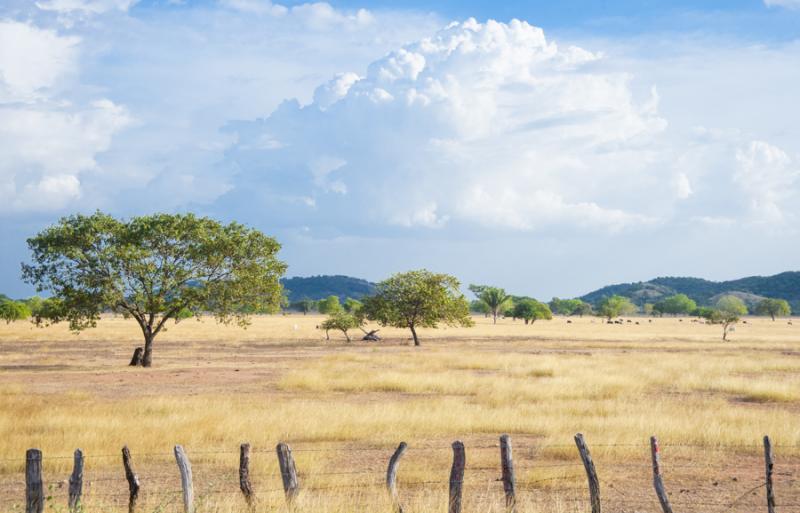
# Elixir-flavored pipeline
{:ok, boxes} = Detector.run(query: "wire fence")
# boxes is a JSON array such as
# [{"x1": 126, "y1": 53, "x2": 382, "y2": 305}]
[{"x1": 5, "y1": 436, "x2": 800, "y2": 513}]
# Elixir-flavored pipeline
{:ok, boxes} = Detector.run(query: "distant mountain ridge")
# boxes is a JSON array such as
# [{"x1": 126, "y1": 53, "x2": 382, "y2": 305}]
[
  {"x1": 580, "y1": 271, "x2": 800, "y2": 310},
  {"x1": 281, "y1": 275, "x2": 376, "y2": 302}
]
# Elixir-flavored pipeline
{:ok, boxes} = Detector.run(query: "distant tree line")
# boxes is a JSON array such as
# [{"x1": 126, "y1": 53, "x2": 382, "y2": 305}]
[{"x1": 7, "y1": 211, "x2": 796, "y2": 362}]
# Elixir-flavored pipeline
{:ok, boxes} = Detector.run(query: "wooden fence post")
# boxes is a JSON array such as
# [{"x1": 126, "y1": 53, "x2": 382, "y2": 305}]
[
  {"x1": 449, "y1": 441, "x2": 465, "y2": 513},
  {"x1": 239, "y1": 443, "x2": 255, "y2": 509},
  {"x1": 276, "y1": 442, "x2": 299, "y2": 504},
  {"x1": 68, "y1": 449, "x2": 84, "y2": 513},
  {"x1": 386, "y1": 442, "x2": 408, "y2": 513},
  {"x1": 122, "y1": 446, "x2": 140, "y2": 513},
  {"x1": 25, "y1": 449, "x2": 44, "y2": 513},
  {"x1": 499, "y1": 435, "x2": 516, "y2": 513},
  {"x1": 650, "y1": 437, "x2": 673, "y2": 513},
  {"x1": 174, "y1": 445, "x2": 194, "y2": 513},
  {"x1": 764, "y1": 436, "x2": 775, "y2": 513},
  {"x1": 574, "y1": 433, "x2": 601, "y2": 513}
]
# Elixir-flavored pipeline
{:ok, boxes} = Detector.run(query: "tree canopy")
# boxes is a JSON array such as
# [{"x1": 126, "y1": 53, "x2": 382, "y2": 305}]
[
  {"x1": 513, "y1": 299, "x2": 552, "y2": 324},
  {"x1": 22, "y1": 212, "x2": 286, "y2": 367},
  {"x1": 0, "y1": 299, "x2": 31, "y2": 324},
  {"x1": 756, "y1": 298, "x2": 791, "y2": 321},
  {"x1": 596, "y1": 295, "x2": 637, "y2": 320},
  {"x1": 343, "y1": 297, "x2": 363, "y2": 313},
  {"x1": 549, "y1": 298, "x2": 584, "y2": 316},
  {"x1": 362, "y1": 269, "x2": 473, "y2": 346},
  {"x1": 654, "y1": 294, "x2": 697, "y2": 316},
  {"x1": 469, "y1": 285, "x2": 511, "y2": 324},
  {"x1": 716, "y1": 295, "x2": 748, "y2": 316},
  {"x1": 319, "y1": 311, "x2": 361, "y2": 342},
  {"x1": 318, "y1": 295, "x2": 343, "y2": 314}
]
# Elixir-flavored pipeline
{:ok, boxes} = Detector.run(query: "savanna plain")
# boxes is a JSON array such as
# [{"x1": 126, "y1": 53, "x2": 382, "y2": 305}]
[{"x1": 1, "y1": 315, "x2": 799, "y2": 513}]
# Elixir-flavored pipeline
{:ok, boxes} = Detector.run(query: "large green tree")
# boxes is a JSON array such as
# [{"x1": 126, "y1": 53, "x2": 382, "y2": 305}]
[
  {"x1": 597, "y1": 295, "x2": 637, "y2": 320},
  {"x1": 362, "y1": 270, "x2": 473, "y2": 346},
  {"x1": 22, "y1": 212, "x2": 286, "y2": 367},
  {"x1": 469, "y1": 285, "x2": 511, "y2": 324},
  {"x1": 756, "y1": 298, "x2": 791, "y2": 321}
]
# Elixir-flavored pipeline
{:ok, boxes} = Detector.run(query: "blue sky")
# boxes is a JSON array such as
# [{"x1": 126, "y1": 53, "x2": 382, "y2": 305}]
[{"x1": 1, "y1": 0, "x2": 799, "y2": 299}]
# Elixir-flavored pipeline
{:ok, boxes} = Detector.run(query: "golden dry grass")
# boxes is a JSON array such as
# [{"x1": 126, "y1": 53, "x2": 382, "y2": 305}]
[{"x1": 0, "y1": 314, "x2": 799, "y2": 512}]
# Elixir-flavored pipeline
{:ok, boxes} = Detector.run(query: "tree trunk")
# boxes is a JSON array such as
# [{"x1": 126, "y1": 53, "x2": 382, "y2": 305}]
[
  {"x1": 129, "y1": 347, "x2": 144, "y2": 366},
  {"x1": 142, "y1": 334, "x2": 154, "y2": 368},
  {"x1": 341, "y1": 329, "x2": 351, "y2": 342},
  {"x1": 492, "y1": 311, "x2": 497, "y2": 324},
  {"x1": 771, "y1": 313, "x2": 775, "y2": 321},
  {"x1": 410, "y1": 325, "x2": 420, "y2": 346}
]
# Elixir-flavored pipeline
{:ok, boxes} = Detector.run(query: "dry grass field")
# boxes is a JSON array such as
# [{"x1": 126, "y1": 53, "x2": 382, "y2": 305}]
[{"x1": 1, "y1": 314, "x2": 799, "y2": 512}]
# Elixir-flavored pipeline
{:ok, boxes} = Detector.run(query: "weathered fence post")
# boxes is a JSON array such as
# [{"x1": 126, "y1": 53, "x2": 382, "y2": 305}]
[
  {"x1": 449, "y1": 441, "x2": 465, "y2": 513},
  {"x1": 276, "y1": 442, "x2": 299, "y2": 504},
  {"x1": 386, "y1": 442, "x2": 408, "y2": 513},
  {"x1": 174, "y1": 445, "x2": 194, "y2": 513},
  {"x1": 650, "y1": 437, "x2": 673, "y2": 513},
  {"x1": 239, "y1": 443, "x2": 255, "y2": 509},
  {"x1": 574, "y1": 433, "x2": 601, "y2": 513},
  {"x1": 122, "y1": 446, "x2": 140, "y2": 513},
  {"x1": 764, "y1": 436, "x2": 775, "y2": 513},
  {"x1": 499, "y1": 434, "x2": 516, "y2": 513},
  {"x1": 25, "y1": 449, "x2": 44, "y2": 513},
  {"x1": 68, "y1": 449, "x2": 84, "y2": 513}
]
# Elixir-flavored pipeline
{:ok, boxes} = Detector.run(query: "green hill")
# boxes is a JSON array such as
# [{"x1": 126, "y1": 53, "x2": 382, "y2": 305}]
[
  {"x1": 580, "y1": 271, "x2": 800, "y2": 311},
  {"x1": 281, "y1": 275, "x2": 376, "y2": 302}
]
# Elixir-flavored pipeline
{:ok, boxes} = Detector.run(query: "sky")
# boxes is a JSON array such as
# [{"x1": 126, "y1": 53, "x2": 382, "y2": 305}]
[{"x1": 1, "y1": 0, "x2": 799, "y2": 299}]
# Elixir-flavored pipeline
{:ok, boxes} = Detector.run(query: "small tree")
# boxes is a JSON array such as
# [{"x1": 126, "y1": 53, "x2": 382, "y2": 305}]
[
  {"x1": 318, "y1": 295, "x2": 343, "y2": 314},
  {"x1": 756, "y1": 298, "x2": 791, "y2": 321},
  {"x1": 469, "y1": 299, "x2": 491, "y2": 316},
  {"x1": 657, "y1": 294, "x2": 697, "y2": 316},
  {"x1": 705, "y1": 310, "x2": 740, "y2": 341},
  {"x1": 549, "y1": 298, "x2": 583, "y2": 316},
  {"x1": 716, "y1": 295, "x2": 748, "y2": 316},
  {"x1": 22, "y1": 212, "x2": 286, "y2": 367},
  {"x1": 574, "y1": 301, "x2": 593, "y2": 317},
  {"x1": 0, "y1": 300, "x2": 32, "y2": 324},
  {"x1": 292, "y1": 299, "x2": 316, "y2": 315},
  {"x1": 362, "y1": 269, "x2": 473, "y2": 346},
  {"x1": 512, "y1": 299, "x2": 552, "y2": 324},
  {"x1": 319, "y1": 311, "x2": 361, "y2": 342},
  {"x1": 596, "y1": 295, "x2": 637, "y2": 320},
  {"x1": 343, "y1": 297, "x2": 363, "y2": 313},
  {"x1": 469, "y1": 285, "x2": 511, "y2": 324}
]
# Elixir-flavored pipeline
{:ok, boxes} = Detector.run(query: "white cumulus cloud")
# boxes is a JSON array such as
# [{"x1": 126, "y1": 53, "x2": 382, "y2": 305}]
[
  {"x1": 734, "y1": 140, "x2": 799, "y2": 224},
  {"x1": 0, "y1": 21, "x2": 130, "y2": 213},
  {"x1": 224, "y1": 18, "x2": 666, "y2": 232}
]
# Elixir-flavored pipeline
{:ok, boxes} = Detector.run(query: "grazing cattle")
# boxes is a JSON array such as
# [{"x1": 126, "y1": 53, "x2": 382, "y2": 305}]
[
  {"x1": 566, "y1": 320, "x2": 572, "y2": 324},
  {"x1": 635, "y1": 321, "x2": 640, "y2": 325}
]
